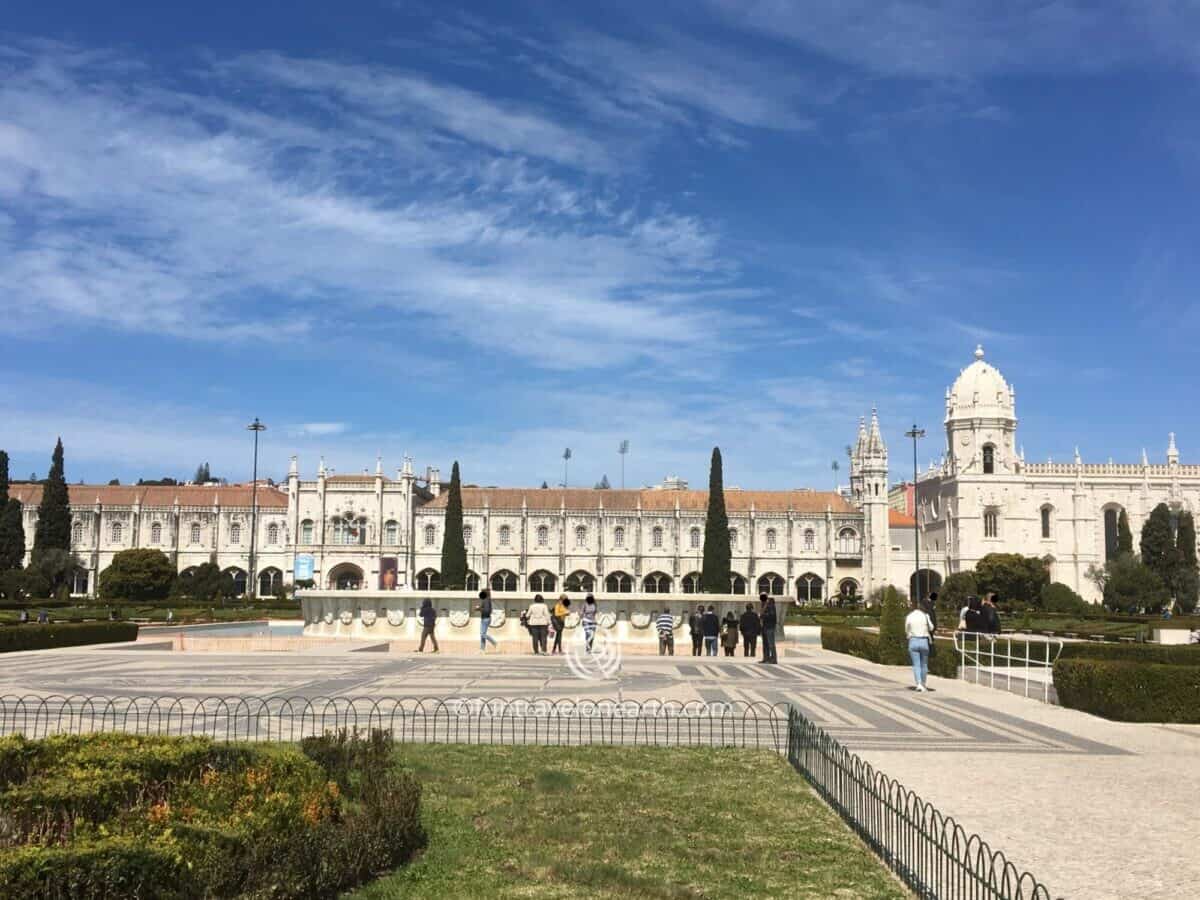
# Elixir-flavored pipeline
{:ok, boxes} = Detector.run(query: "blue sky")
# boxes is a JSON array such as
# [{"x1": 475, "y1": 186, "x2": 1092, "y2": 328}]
[{"x1": 2, "y1": 1, "x2": 1199, "y2": 489}]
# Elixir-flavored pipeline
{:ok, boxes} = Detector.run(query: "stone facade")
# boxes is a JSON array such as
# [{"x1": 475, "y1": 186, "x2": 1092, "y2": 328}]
[{"x1": 915, "y1": 346, "x2": 1200, "y2": 603}]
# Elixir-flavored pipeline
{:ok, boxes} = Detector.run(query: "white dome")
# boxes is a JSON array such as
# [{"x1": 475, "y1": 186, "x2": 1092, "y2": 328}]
[{"x1": 946, "y1": 345, "x2": 1014, "y2": 420}]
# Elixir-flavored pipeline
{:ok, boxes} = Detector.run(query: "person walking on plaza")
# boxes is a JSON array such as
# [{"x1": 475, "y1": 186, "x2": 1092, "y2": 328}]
[
  {"x1": 905, "y1": 597, "x2": 935, "y2": 692},
  {"x1": 417, "y1": 597, "x2": 439, "y2": 653},
  {"x1": 721, "y1": 610, "x2": 739, "y2": 657},
  {"x1": 476, "y1": 589, "x2": 498, "y2": 653},
  {"x1": 759, "y1": 594, "x2": 778, "y2": 664},
  {"x1": 656, "y1": 608, "x2": 675, "y2": 656},
  {"x1": 689, "y1": 605, "x2": 705, "y2": 656},
  {"x1": 702, "y1": 604, "x2": 720, "y2": 657},
  {"x1": 739, "y1": 602, "x2": 760, "y2": 657},
  {"x1": 581, "y1": 593, "x2": 598, "y2": 652},
  {"x1": 526, "y1": 594, "x2": 550, "y2": 655},
  {"x1": 552, "y1": 595, "x2": 569, "y2": 654}
]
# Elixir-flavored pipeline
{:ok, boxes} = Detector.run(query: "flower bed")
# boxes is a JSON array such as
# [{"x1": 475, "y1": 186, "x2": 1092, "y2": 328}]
[{"x1": 0, "y1": 730, "x2": 424, "y2": 898}]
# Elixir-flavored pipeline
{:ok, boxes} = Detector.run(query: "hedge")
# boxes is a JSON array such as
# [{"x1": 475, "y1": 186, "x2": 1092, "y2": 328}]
[
  {"x1": 0, "y1": 622, "x2": 138, "y2": 653},
  {"x1": 1053, "y1": 659, "x2": 1200, "y2": 723},
  {"x1": 821, "y1": 625, "x2": 958, "y2": 678},
  {"x1": 0, "y1": 730, "x2": 425, "y2": 898}
]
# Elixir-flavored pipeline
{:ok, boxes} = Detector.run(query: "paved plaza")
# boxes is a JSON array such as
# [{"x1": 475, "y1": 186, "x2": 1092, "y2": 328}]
[{"x1": 2, "y1": 640, "x2": 1197, "y2": 899}]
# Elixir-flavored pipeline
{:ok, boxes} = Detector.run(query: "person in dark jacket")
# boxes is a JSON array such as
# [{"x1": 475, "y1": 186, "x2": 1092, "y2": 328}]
[
  {"x1": 417, "y1": 598, "x2": 439, "y2": 652},
  {"x1": 981, "y1": 593, "x2": 1001, "y2": 634},
  {"x1": 759, "y1": 594, "x2": 778, "y2": 664},
  {"x1": 702, "y1": 605, "x2": 720, "y2": 656},
  {"x1": 922, "y1": 591, "x2": 940, "y2": 633},
  {"x1": 961, "y1": 596, "x2": 985, "y2": 633},
  {"x1": 739, "y1": 603, "x2": 760, "y2": 657},
  {"x1": 689, "y1": 606, "x2": 705, "y2": 656},
  {"x1": 721, "y1": 611, "x2": 739, "y2": 656}
]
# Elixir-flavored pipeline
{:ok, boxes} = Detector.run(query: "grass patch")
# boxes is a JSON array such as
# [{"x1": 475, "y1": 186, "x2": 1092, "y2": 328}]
[{"x1": 345, "y1": 744, "x2": 907, "y2": 900}]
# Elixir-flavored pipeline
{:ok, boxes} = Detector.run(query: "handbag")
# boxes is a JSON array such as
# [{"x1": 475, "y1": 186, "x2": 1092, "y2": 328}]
[{"x1": 925, "y1": 613, "x2": 937, "y2": 657}]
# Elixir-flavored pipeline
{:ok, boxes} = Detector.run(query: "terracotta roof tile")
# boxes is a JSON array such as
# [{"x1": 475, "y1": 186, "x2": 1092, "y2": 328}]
[
  {"x1": 425, "y1": 487, "x2": 854, "y2": 514},
  {"x1": 889, "y1": 509, "x2": 916, "y2": 527},
  {"x1": 9, "y1": 484, "x2": 288, "y2": 509}
]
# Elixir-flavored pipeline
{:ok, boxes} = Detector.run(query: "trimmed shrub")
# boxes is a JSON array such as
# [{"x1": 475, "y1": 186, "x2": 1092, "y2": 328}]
[
  {"x1": 1054, "y1": 659, "x2": 1200, "y2": 723},
  {"x1": 0, "y1": 622, "x2": 137, "y2": 653},
  {"x1": 821, "y1": 625, "x2": 958, "y2": 678},
  {"x1": 876, "y1": 587, "x2": 908, "y2": 665},
  {"x1": 1039, "y1": 582, "x2": 1089, "y2": 615},
  {"x1": 99, "y1": 549, "x2": 175, "y2": 603},
  {"x1": 1061, "y1": 642, "x2": 1200, "y2": 665}
]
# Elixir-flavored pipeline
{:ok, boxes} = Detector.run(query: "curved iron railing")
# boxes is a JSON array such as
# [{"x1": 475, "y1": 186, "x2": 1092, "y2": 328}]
[
  {"x1": 787, "y1": 707, "x2": 1055, "y2": 899},
  {"x1": 0, "y1": 694, "x2": 786, "y2": 749}
]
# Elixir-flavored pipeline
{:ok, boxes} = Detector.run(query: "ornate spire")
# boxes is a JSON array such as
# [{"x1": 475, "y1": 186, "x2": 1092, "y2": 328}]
[
  {"x1": 1168, "y1": 432, "x2": 1179, "y2": 465},
  {"x1": 974, "y1": 344, "x2": 985, "y2": 361},
  {"x1": 867, "y1": 408, "x2": 885, "y2": 454},
  {"x1": 318, "y1": 456, "x2": 326, "y2": 478},
  {"x1": 375, "y1": 454, "x2": 383, "y2": 476},
  {"x1": 1142, "y1": 448, "x2": 1149, "y2": 467},
  {"x1": 288, "y1": 455, "x2": 298, "y2": 477},
  {"x1": 854, "y1": 415, "x2": 867, "y2": 457}
]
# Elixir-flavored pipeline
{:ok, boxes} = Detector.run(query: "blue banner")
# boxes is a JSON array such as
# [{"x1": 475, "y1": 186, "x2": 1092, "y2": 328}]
[{"x1": 294, "y1": 554, "x2": 314, "y2": 581}]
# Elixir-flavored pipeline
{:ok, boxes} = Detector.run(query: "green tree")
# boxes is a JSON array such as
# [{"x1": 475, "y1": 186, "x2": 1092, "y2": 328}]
[
  {"x1": 1116, "y1": 509, "x2": 1134, "y2": 555},
  {"x1": 1039, "y1": 582, "x2": 1089, "y2": 614},
  {"x1": 0, "y1": 451, "x2": 27, "y2": 572},
  {"x1": 99, "y1": 548, "x2": 176, "y2": 603},
  {"x1": 439, "y1": 461, "x2": 467, "y2": 590},
  {"x1": 594, "y1": 474, "x2": 611, "y2": 490},
  {"x1": 1140, "y1": 503, "x2": 1176, "y2": 588},
  {"x1": 939, "y1": 570, "x2": 977, "y2": 612},
  {"x1": 32, "y1": 439, "x2": 72, "y2": 576},
  {"x1": 700, "y1": 447, "x2": 731, "y2": 594},
  {"x1": 974, "y1": 553, "x2": 1049, "y2": 605},
  {"x1": 194, "y1": 462, "x2": 211, "y2": 483},
  {"x1": 877, "y1": 586, "x2": 908, "y2": 665},
  {"x1": 21, "y1": 548, "x2": 77, "y2": 600},
  {"x1": 1173, "y1": 510, "x2": 1198, "y2": 613},
  {"x1": 171, "y1": 562, "x2": 234, "y2": 603},
  {"x1": 1103, "y1": 553, "x2": 1169, "y2": 613}
]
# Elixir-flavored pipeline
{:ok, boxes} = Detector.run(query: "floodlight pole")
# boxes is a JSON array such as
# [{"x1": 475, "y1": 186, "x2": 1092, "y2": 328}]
[
  {"x1": 904, "y1": 425, "x2": 925, "y2": 602},
  {"x1": 246, "y1": 418, "x2": 266, "y2": 599}
]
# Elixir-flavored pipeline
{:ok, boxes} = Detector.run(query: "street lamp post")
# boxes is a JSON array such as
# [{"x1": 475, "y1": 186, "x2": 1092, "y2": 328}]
[
  {"x1": 247, "y1": 418, "x2": 267, "y2": 599},
  {"x1": 904, "y1": 425, "x2": 925, "y2": 602}
]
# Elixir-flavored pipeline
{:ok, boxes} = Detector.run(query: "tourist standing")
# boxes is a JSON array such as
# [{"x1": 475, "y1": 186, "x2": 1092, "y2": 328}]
[
  {"x1": 656, "y1": 608, "x2": 675, "y2": 656},
  {"x1": 739, "y1": 603, "x2": 760, "y2": 657},
  {"x1": 552, "y1": 595, "x2": 569, "y2": 654},
  {"x1": 759, "y1": 594, "x2": 778, "y2": 664},
  {"x1": 526, "y1": 594, "x2": 550, "y2": 655},
  {"x1": 689, "y1": 606, "x2": 705, "y2": 656},
  {"x1": 721, "y1": 610, "x2": 739, "y2": 657},
  {"x1": 476, "y1": 589, "x2": 498, "y2": 653},
  {"x1": 905, "y1": 597, "x2": 935, "y2": 692},
  {"x1": 982, "y1": 593, "x2": 1001, "y2": 634},
  {"x1": 923, "y1": 591, "x2": 939, "y2": 633},
  {"x1": 702, "y1": 604, "x2": 720, "y2": 656},
  {"x1": 417, "y1": 598, "x2": 439, "y2": 652},
  {"x1": 961, "y1": 596, "x2": 985, "y2": 633},
  {"x1": 582, "y1": 593, "x2": 598, "y2": 652}
]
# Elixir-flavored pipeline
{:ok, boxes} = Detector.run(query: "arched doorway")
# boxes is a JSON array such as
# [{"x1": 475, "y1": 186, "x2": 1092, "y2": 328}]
[
  {"x1": 223, "y1": 567, "x2": 248, "y2": 597},
  {"x1": 605, "y1": 571, "x2": 633, "y2": 593},
  {"x1": 837, "y1": 578, "x2": 860, "y2": 605},
  {"x1": 730, "y1": 573, "x2": 747, "y2": 595},
  {"x1": 529, "y1": 570, "x2": 557, "y2": 593},
  {"x1": 327, "y1": 563, "x2": 364, "y2": 591},
  {"x1": 258, "y1": 567, "x2": 283, "y2": 597},
  {"x1": 565, "y1": 571, "x2": 594, "y2": 592},
  {"x1": 490, "y1": 570, "x2": 517, "y2": 592},
  {"x1": 681, "y1": 572, "x2": 701, "y2": 593},
  {"x1": 909, "y1": 569, "x2": 943, "y2": 600},
  {"x1": 642, "y1": 572, "x2": 672, "y2": 593},
  {"x1": 757, "y1": 573, "x2": 785, "y2": 596}
]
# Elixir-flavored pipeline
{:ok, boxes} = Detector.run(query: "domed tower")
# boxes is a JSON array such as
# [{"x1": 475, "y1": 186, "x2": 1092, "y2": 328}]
[{"x1": 945, "y1": 345, "x2": 1017, "y2": 477}]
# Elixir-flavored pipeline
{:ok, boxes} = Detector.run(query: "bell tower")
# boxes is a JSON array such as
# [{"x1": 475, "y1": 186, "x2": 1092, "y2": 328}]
[{"x1": 853, "y1": 409, "x2": 891, "y2": 596}]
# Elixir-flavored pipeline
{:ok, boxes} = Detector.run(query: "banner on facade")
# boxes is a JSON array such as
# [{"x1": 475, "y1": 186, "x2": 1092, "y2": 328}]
[{"x1": 294, "y1": 554, "x2": 315, "y2": 581}]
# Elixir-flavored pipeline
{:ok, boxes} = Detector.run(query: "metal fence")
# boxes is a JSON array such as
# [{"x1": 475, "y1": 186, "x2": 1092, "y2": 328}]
[
  {"x1": 0, "y1": 694, "x2": 786, "y2": 748},
  {"x1": 786, "y1": 707, "x2": 1054, "y2": 900},
  {"x1": 954, "y1": 632, "x2": 1064, "y2": 704}
]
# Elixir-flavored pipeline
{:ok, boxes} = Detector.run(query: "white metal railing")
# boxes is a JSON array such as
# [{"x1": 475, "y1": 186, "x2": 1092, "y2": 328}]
[{"x1": 953, "y1": 631, "x2": 1064, "y2": 704}]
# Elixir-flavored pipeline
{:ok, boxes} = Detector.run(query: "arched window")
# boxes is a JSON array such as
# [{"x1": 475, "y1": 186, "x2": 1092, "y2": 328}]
[
  {"x1": 384, "y1": 520, "x2": 398, "y2": 545},
  {"x1": 267, "y1": 523, "x2": 279, "y2": 545},
  {"x1": 757, "y1": 573, "x2": 784, "y2": 596},
  {"x1": 797, "y1": 573, "x2": 824, "y2": 605},
  {"x1": 804, "y1": 529, "x2": 815, "y2": 551},
  {"x1": 225, "y1": 567, "x2": 248, "y2": 596},
  {"x1": 1103, "y1": 506, "x2": 1124, "y2": 561},
  {"x1": 462, "y1": 525, "x2": 472, "y2": 546},
  {"x1": 465, "y1": 571, "x2": 480, "y2": 592},
  {"x1": 1040, "y1": 506, "x2": 1052, "y2": 540},
  {"x1": 565, "y1": 571, "x2": 594, "y2": 592},
  {"x1": 765, "y1": 528, "x2": 777, "y2": 551},
  {"x1": 190, "y1": 522, "x2": 202, "y2": 544},
  {"x1": 499, "y1": 525, "x2": 511, "y2": 547},
  {"x1": 328, "y1": 563, "x2": 363, "y2": 591},
  {"x1": 838, "y1": 579, "x2": 859, "y2": 602},
  {"x1": 424, "y1": 524, "x2": 436, "y2": 547},
  {"x1": 536, "y1": 525, "x2": 549, "y2": 547},
  {"x1": 613, "y1": 526, "x2": 625, "y2": 547},
  {"x1": 416, "y1": 568, "x2": 441, "y2": 591},
  {"x1": 71, "y1": 521, "x2": 83, "y2": 545},
  {"x1": 652, "y1": 526, "x2": 664, "y2": 548},
  {"x1": 258, "y1": 567, "x2": 283, "y2": 596},
  {"x1": 689, "y1": 527, "x2": 701, "y2": 549},
  {"x1": 729, "y1": 528, "x2": 738, "y2": 550},
  {"x1": 837, "y1": 528, "x2": 859, "y2": 555},
  {"x1": 605, "y1": 571, "x2": 633, "y2": 593},
  {"x1": 682, "y1": 572, "x2": 701, "y2": 593},
  {"x1": 643, "y1": 571, "x2": 672, "y2": 593},
  {"x1": 230, "y1": 523, "x2": 241, "y2": 545},
  {"x1": 150, "y1": 522, "x2": 162, "y2": 544},
  {"x1": 983, "y1": 444, "x2": 995, "y2": 475},
  {"x1": 490, "y1": 569, "x2": 517, "y2": 592},
  {"x1": 730, "y1": 573, "x2": 747, "y2": 595},
  {"x1": 332, "y1": 518, "x2": 347, "y2": 544},
  {"x1": 300, "y1": 520, "x2": 313, "y2": 544},
  {"x1": 529, "y1": 570, "x2": 557, "y2": 593},
  {"x1": 984, "y1": 510, "x2": 999, "y2": 538},
  {"x1": 110, "y1": 521, "x2": 122, "y2": 544},
  {"x1": 70, "y1": 567, "x2": 89, "y2": 595},
  {"x1": 575, "y1": 525, "x2": 587, "y2": 547}
]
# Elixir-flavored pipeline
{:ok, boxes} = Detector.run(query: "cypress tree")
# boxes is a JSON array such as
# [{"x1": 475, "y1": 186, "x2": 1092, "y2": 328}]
[
  {"x1": 1116, "y1": 509, "x2": 1133, "y2": 555},
  {"x1": 1139, "y1": 502, "x2": 1175, "y2": 587},
  {"x1": 1174, "y1": 511, "x2": 1198, "y2": 612},
  {"x1": 32, "y1": 438, "x2": 72, "y2": 564},
  {"x1": 439, "y1": 461, "x2": 467, "y2": 590},
  {"x1": 700, "y1": 447, "x2": 731, "y2": 594},
  {"x1": 0, "y1": 451, "x2": 26, "y2": 571}
]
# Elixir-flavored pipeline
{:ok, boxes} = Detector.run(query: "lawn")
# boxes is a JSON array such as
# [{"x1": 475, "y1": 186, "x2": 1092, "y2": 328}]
[{"x1": 346, "y1": 744, "x2": 907, "y2": 900}]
